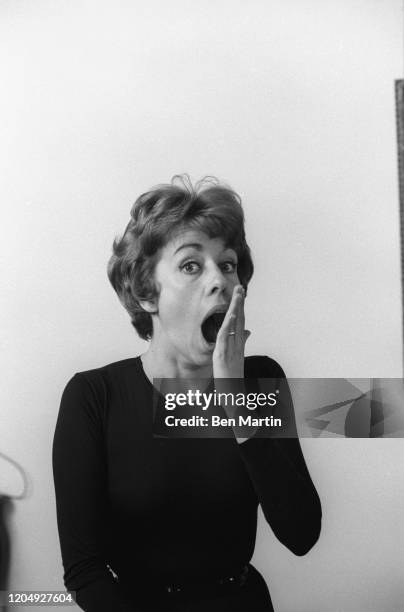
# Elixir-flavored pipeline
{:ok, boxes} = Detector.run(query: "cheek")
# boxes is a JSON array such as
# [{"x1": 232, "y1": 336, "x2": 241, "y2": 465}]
[
  {"x1": 160, "y1": 292, "x2": 193, "y2": 325},
  {"x1": 171, "y1": 300, "x2": 199, "y2": 335}
]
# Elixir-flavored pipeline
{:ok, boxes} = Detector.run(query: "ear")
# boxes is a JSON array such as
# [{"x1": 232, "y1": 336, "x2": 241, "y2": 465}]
[{"x1": 139, "y1": 299, "x2": 158, "y2": 314}]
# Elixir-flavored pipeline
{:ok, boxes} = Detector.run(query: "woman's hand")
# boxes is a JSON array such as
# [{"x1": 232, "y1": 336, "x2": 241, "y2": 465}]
[
  {"x1": 213, "y1": 285, "x2": 252, "y2": 443},
  {"x1": 212, "y1": 285, "x2": 250, "y2": 380}
]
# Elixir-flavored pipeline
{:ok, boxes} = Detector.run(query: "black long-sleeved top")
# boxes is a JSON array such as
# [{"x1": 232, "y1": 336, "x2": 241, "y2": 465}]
[{"x1": 52, "y1": 355, "x2": 321, "y2": 611}]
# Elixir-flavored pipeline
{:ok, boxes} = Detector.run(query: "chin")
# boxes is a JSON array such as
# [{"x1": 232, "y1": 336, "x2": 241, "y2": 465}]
[
  {"x1": 180, "y1": 334, "x2": 215, "y2": 367},
  {"x1": 191, "y1": 350, "x2": 212, "y2": 365},
  {"x1": 192, "y1": 344, "x2": 214, "y2": 367},
  {"x1": 199, "y1": 338, "x2": 216, "y2": 358}
]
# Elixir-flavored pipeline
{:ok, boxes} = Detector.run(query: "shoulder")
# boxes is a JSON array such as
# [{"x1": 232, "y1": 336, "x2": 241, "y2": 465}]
[
  {"x1": 244, "y1": 355, "x2": 286, "y2": 379},
  {"x1": 60, "y1": 356, "x2": 142, "y2": 410},
  {"x1": 76, "y1": 356, "x2": 140, "y2": 380}
]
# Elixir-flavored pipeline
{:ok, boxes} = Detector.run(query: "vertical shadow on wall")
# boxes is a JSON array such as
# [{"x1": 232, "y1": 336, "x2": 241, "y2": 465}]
[
  {"x1": 0, "y1": 495, "x2": 12, "y2": 612},
  {"x1": 395, "y1": 79, "x2": 404, "y2": 374}
]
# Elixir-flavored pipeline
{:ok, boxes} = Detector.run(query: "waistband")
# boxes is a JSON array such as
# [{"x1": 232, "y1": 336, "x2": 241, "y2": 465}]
[{"x1": 119, "y1": 564, "x2": 250, "y2": 601}]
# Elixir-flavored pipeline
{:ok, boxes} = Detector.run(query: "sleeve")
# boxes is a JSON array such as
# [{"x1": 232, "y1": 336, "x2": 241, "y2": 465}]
[
  {"x1": 238, "y1": 358, "x2": 322, "y2": 556},
  {"x1": 52, "y1": 373, "x2": 136, "y2": 612}
]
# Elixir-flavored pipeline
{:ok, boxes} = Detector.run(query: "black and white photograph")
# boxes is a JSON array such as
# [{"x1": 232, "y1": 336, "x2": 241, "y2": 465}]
[{"x1": 1, "y1": 2, "x2": 403, "y2": 611}]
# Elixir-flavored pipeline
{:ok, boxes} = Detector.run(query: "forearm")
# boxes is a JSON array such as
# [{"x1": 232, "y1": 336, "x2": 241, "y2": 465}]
[{"x1": 238, "y1": 436, "x2": 322, "y2": 555}]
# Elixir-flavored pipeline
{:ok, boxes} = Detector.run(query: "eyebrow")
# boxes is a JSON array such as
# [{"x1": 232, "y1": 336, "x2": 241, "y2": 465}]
[
  {"x1": 174, "y1": 243, "x2": 237, "y2": 256},
  {"x1": 174, "y1": 243, "x2": 203, "y2": 254}
]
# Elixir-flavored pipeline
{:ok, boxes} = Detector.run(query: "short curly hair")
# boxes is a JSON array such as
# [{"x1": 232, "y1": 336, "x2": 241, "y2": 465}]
[{"x1": 107, "y1": 174, "x2": 254, "y2": 340}]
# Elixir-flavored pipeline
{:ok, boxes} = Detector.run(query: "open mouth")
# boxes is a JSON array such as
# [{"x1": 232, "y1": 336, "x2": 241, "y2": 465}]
[{"x1": 201, "y1": 311, "x2": 227, "y2": 344}]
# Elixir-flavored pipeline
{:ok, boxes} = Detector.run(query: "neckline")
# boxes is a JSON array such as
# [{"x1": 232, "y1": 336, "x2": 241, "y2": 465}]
[{"x1": 134, "y1": 354, "x2": 216, "y2": 397}]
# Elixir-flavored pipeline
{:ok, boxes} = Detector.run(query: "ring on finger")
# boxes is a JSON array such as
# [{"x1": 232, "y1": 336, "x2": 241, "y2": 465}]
[{"x1": 228, "y1": 330, "x2": 236, "y2": 336}]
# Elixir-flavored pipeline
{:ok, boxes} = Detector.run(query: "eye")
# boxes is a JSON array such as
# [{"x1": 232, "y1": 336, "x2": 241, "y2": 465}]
[
  {"x1": 221, "y1": 261, "x2": 238, "y2": 273},
  {"x1": 181, "y1": 260, "x2": 201, "y2": 274}
]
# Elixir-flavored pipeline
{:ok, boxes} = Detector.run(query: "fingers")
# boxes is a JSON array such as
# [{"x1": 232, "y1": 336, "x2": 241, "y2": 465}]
[
  {"x1": 223, "y1": 286, "x2": 245, "y2": 338},
  {"x1": 235, "y1": 287, "x2": 245, "y2": 339},
  {"x1": 218, "y1": 285, "x2": 239, "y2": 330},
  {"x1": 227, "y1": 285, "x2": 243, "y2": 331},
  {"x1": 215, "y1": 285, "x2": 249, "y2": 352},
  {"x1": 212, "y1": 285, "x2": 251, "y2": 378},
  {"x1": 219, "y1": 312, "x2": 237, "y2": 340}
]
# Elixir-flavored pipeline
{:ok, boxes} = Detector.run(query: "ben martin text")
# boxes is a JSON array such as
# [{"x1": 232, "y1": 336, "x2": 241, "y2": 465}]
[{"x1": 164, "y1": 415, "x2": 282, "y2": 428}]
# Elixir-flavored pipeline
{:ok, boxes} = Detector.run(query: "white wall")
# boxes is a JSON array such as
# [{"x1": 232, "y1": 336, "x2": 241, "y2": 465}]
[{"x1": 0, "y1": 1, "x2": 403, "y2": 611}]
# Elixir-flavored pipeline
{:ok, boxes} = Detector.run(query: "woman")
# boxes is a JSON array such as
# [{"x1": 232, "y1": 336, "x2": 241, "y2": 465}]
[{"x1": 53, "y1": 175, "x2": 321, "y2": 612}]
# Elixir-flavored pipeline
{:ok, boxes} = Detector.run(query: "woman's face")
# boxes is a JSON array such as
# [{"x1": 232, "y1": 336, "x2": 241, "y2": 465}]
[{"x1": 146, "y1": 228, "x2": 241, "y2": 367}]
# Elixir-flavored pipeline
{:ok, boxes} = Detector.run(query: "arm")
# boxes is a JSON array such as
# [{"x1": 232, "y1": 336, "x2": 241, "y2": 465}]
[
  {"x1": 52, "y1": 373, "x2": 134, "y2": 612},
  {"x1": 212, "y1": 286, "x2": 321, "y2": 555},
  {"x1": 238, "y1": 358, "x2": 322, "y2": 556}
]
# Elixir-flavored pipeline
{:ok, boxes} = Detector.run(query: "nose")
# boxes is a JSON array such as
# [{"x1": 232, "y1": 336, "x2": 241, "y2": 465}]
[{"x1": 206, "y1": 263, "x2": 228, "y2": 296}]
